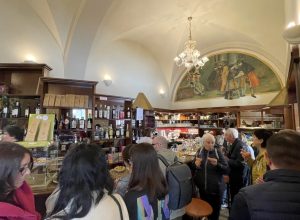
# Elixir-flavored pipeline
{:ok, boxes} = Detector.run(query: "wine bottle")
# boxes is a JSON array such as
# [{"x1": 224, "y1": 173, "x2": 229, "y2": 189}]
[
  {"x1": 71, "y1": 117, "x2": 77, "y2": 129},
  {"x1": 108, "y1": 124, "x2": 113, "y2": 139},
  {"x1": 125, "y1": 124, "x2": 130, "y2": 138},
  {"x1": 106, "y1": 105, "x2": 111, "y2": 119},
  {"x1": 87, "y1": 113, "x2": 92, "y2": 129},
  {"x1": 127, "y1": 107, "x2": 131, "y2": 119},
  {"x1": 79, "y1": 117, "x2": 85, "y2": 129},
  {"x1": 24, "y1": 105, "x2": 30, "y2": 118},
  {"x1": 112, "y1": 105, "x2": 116, "y2": 119},
  {"x1": 103, "y1": 105, "x2": 107, "y2": 119},
  {"x1": 35, "y1": 103, "x2": 41, "y2": 114},
  {"x1": 2, "y1": 103, "x2": 8, "y2": 118},
  {"x1": 99, "y1": 104, "x2": 103, "y2": 118},
  {"x1": 94, "y1": 104, "x2": 98, "y2": 119}
]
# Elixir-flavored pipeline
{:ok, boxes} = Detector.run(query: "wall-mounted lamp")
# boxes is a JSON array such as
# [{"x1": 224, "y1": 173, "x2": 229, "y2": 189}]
[
  {"x1": 24, "y1": 54, "x2": 37, "y2": 63},
  {"x1": 283, "y1": 23, "x2": 300, "y2": 44},
  {"x1": 103, "y1": 75, "x2": 112, "y2": 86},
  {"x1": 103, "y1": 79, "x2": 112, "y2": 86},
  {"x1": 159, "y1": 89, "x2": 165, "y2": 98}
]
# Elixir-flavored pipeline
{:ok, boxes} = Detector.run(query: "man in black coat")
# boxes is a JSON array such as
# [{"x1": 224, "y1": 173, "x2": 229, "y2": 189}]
[
  {"x1": 229, "y1": 130, "x2": 300, "y2": 220},
  {"x1": 224, "y1": 128, "x2": 246, "y2": 204}
]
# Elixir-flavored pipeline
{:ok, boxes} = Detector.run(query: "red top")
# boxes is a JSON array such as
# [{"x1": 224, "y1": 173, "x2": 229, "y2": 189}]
[{"x1": 0, "y1": 181, "x2": 41, "y2": 220}]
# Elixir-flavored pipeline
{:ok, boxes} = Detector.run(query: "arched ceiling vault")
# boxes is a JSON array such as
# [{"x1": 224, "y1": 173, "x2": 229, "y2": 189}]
[{"x1": 7, "y1": 0, "x2": 290, "y2": 104}]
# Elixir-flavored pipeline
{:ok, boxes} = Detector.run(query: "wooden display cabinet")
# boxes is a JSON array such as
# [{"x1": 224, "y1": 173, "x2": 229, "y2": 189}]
[
  {"x1": 38, "y1": 77, "x2": 97, "y2": 151},
  {"x1": 93, "y1": 94, "x2": 133, "y2": 151},
  {"x1": 0, "y1": 63, "x2": 51, "y2": 130}
]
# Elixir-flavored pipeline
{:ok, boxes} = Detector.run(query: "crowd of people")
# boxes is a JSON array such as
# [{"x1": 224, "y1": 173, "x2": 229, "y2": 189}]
[{"x1": 0, "y1": 125, "x2": 300, "y2": 220}]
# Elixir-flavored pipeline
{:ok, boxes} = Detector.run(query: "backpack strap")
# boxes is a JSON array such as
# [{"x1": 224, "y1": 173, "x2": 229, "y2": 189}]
[
  {"x1": 110, "y1": 194, "x2": 123, "y2": 220},
  {"x1": 215, "y1": 148, "x2": 219, "y2": 160},
  {"x1": 157, "y1": 154, "x2": 170, "y2": 167}
]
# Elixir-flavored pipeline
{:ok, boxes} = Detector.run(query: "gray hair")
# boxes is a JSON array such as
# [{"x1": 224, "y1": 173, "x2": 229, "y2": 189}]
[
  {"x1": 153, "y1": 136, "x2": 168, "y2": 149},
  {"x1": 202, "y1": 133, "x2": 215, "y2": 143},
  {"x1": 226, "y1": 128, "x2": 239, "y2": 139}
]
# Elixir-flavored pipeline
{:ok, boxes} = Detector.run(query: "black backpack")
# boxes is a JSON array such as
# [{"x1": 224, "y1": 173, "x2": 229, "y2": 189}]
[{"x1": 158, "y1": 154, "x2": 193, "y2": 210}]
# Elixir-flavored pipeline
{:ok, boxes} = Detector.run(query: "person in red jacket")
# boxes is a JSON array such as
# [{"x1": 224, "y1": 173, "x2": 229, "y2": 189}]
[{"x1": 0, "y1": 142, "x2": 41, "y2": 220}]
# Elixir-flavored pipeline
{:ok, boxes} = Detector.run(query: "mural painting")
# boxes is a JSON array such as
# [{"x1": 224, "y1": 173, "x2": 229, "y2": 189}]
[{"x1": 175, "y1": 52, "x2": 281, "y2": 101}]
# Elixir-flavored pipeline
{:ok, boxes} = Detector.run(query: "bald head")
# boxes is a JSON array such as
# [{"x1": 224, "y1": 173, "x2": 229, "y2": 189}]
[{"x1": 152, "y1": 136, "x2": 168, "y2": 151}]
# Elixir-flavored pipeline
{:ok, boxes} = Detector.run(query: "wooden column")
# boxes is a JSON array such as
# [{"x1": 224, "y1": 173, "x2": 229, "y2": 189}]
[{"x1": 284, "y1": 105, "x2": 294, "y2": 129}]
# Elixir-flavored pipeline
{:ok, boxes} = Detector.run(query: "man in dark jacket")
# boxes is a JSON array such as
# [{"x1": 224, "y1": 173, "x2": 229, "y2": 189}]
[
  {"x1": 224, "y1": 128, "x2": 247, "y2": 204},
  {"x1": 193, "y1": 133, "x2": 228, "y2": 220},
  {"x1": 229, "y1": 130, "x2": 300, "y2": 220}
]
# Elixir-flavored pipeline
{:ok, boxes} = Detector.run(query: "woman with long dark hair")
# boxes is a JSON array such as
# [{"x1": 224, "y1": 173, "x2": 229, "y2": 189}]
[
  {"x1": 124, "y1": 143, "x2": 170, "y2": 220},
  {"x1": 46, "y1": 143, "x2": 129, "y2": 220},
  {"x1": 0, "y1": 142, "x2": 41, "y2": 219}
]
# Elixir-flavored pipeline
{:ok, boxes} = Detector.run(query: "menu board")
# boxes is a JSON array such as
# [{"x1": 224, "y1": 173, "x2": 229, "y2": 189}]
[{"x1": 19, "y1": 114, "x2": 55, "y2": 148}]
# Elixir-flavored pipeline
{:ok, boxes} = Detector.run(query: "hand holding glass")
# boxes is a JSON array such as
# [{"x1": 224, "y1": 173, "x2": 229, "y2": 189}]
[
  {"x1": 240, "y1": 149, "x2": 251, "y2": 161},
  {"x1": 207, "y1": 157, "x2": 218, "y2": 166},
  {"x1": 195, "y1": 156, "x2": 202, "y2": 168}
]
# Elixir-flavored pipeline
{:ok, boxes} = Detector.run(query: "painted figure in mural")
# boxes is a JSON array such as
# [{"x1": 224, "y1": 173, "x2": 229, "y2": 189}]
[
  {"x1": 187, "y1": 69, "x2": 205, "y2": 95},
  {"x1": 224, "y1": 64, "x2": 240, "y2": 99},
  {"x1": 237, "y1": 60, "x2": 260, "y2": 98},
  {"x1": 219, "y1": 61, "x2": 229, "y2": 94}
]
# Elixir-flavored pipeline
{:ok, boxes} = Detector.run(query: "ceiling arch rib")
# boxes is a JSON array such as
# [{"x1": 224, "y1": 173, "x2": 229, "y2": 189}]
[
  {"x1": 63, "y1": 0, "x2": 113, "y2": 79},
  {"x1": 26, "y1": 0, "x2": 63, "y2": 51}
]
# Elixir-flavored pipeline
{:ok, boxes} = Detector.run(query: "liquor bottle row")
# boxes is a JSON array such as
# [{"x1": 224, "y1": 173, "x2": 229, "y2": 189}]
[
  {"x1": 2, "y1": 101, "x2": 41, "y2": 118},
  {"x1": 94, "y1": 104, "x2": 131, "y2": 120},
  {"x1": 93, "y1": 123, "x2": 130, "y2": 140},
  {"x1": 55, "y1": 113, "x2": 93, "y2": 130}
]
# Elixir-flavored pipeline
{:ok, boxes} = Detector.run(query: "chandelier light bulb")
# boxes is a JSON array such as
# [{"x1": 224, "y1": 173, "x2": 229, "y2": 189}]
[{"x1": 174, "y1": 17, "x2": 209, "y2": 69}]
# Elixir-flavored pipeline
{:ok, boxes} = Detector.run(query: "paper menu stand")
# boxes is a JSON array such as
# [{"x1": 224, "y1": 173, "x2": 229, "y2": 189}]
[
  {"x1": 24, "y1": 117, "x2": 41, "y2": 142},
  {"x1": 37, "y1": 119, "x2": 51, "y2": 141},
  {"x1": 23, "y1": 114, "x2": 55, "y2": 147}
]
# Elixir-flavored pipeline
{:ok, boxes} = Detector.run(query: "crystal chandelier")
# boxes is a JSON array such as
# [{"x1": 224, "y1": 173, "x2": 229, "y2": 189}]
[{"x1": 174, "y1": 17, "x2": 209, "y2": 69}]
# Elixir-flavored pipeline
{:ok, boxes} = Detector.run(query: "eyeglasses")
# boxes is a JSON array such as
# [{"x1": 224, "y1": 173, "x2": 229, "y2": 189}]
[{"x1": 19, "y1": 162, "x2": 33, "y2": 175}]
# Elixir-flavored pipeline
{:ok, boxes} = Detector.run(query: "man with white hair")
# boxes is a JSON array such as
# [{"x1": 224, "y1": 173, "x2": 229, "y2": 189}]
[{"x1": 225, "y1": 128, "x2": 247, "y2": 204}]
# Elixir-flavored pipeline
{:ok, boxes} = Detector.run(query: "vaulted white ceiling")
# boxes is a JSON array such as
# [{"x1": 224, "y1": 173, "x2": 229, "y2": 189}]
[{"x1": 0, "y1": 0, "x2": 296, "y2": 108}]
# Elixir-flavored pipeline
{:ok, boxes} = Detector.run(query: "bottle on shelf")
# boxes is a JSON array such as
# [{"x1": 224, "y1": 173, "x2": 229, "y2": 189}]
[
  {"x1": 35, "y1": 103, "x2": 41, "y2": 114},
  {"x1": 108, "y1": 124, "x2": 113, "y2": 139},
  {"x1": 2, "y1": 102, "x2": 8, "y2": 118},
  {"x1": 94, "y1": 124, "x2": 100, "y2": 141},
  {"x1": 106, "y1": 105, "x2": 111, "y2": 119},
  {"x1": 115, "y1": 126, "x2": 120, "y2": 138},
  {"x1": 99, "y1": 104, "x2": 103, "y2": 118},
  {"x1": 112, "y1": 105, "x2": 116, "y2": 119},
  {"x1": 119, "y1": 106, "x2": 124, "y2": 119},
  {"x1": 94, "y1": 104, "x2": 98, "y2": 119},
  {"x1": 104, "y1": 127, "x2": 109, "y2": 139},
  {"x1": 12, "y1": 101, "x2": 21, "y2": 118},
  {"x1": 87, "y1": 113, "x2": 93, "y2": 129},
  {"x1": 79, "y1": 117, "x2": 85, "y2": 129},
  {"x1": 125, "y1": 124, "x2": 130, "y2": 138},
  {"x1": 126, "y1": 107, "x2": 131, "y2": 119},
  {"x1": 103, "y1": 104, "x2": 107, "y2": 119},
  {"x1": 24, "y1": 105, "x2": 30, "y2": 118},
  {"x1": 71, "y1": 117, "x2": 77, "y2": 129},
  {"x1": 120, "y1": 125, "x2": 124, "y2": 138}
]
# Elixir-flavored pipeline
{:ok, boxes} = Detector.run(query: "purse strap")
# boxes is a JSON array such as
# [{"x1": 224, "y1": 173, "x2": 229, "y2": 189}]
[{"x1": 110, "y1": 194, "x2": 123, "y2": 220}]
